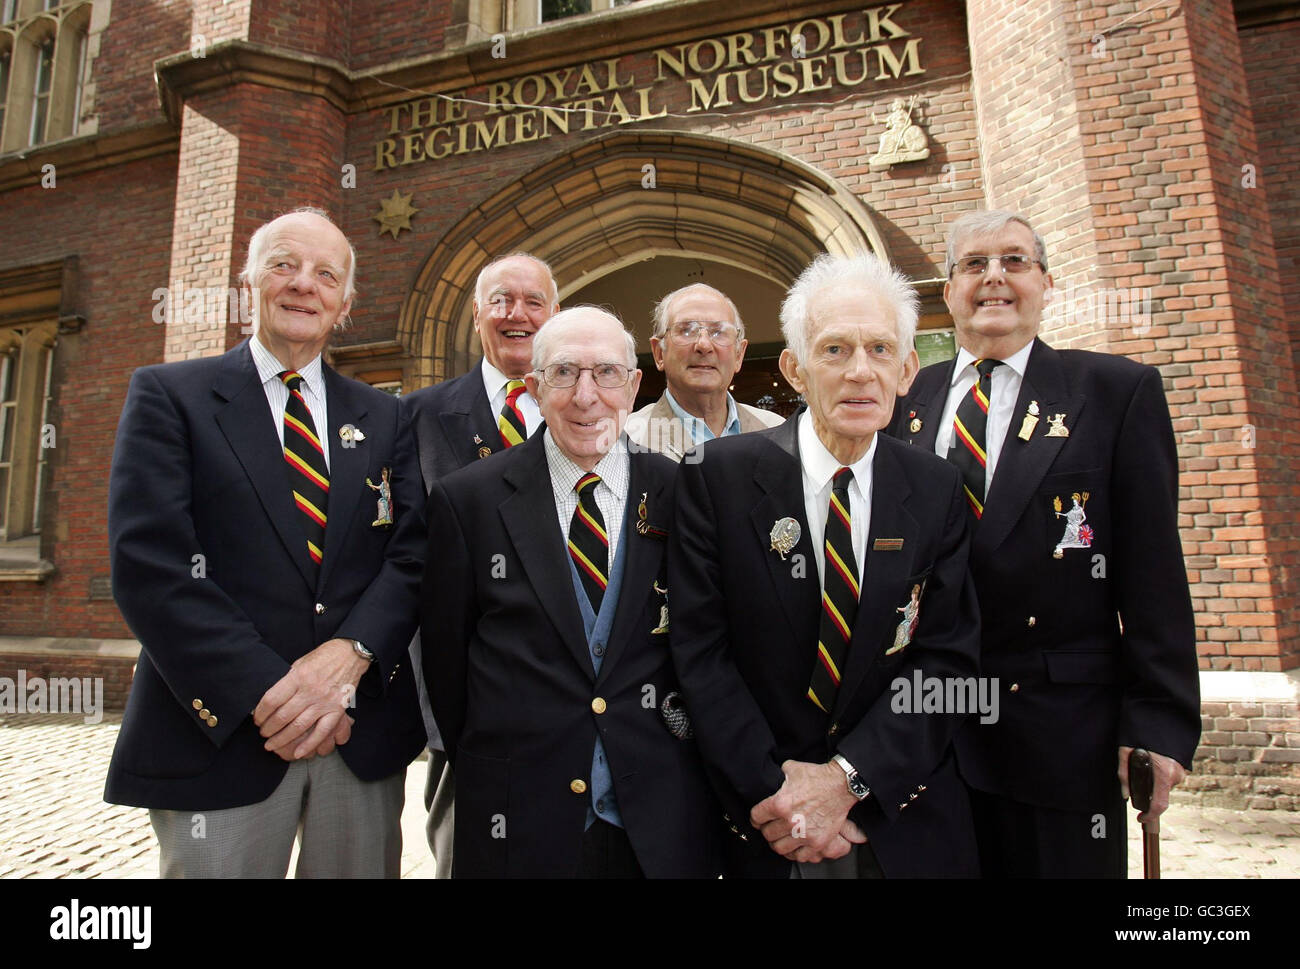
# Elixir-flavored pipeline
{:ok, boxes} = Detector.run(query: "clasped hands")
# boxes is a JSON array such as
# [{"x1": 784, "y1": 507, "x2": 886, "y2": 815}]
[
  {"x1": 252, "y1": 638, "x2": 370, "y2": 762},
  {"x1": 750, "y1": 759, "x2": 867, "y2": 864}
]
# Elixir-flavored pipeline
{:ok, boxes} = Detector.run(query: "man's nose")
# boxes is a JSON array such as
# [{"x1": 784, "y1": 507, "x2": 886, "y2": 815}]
[
  {"x1": 572, "y1": 369, "x2": 599, "y2": 402},
  {"x1": 289, "y1": 264, "x2": 317, "y2": 292},
  {"x1": 508, "y1": 297, "x2": 529, "y2": 321},
  {"x1": 845, "y1": 346, "x2": 874, "y2": 380}
]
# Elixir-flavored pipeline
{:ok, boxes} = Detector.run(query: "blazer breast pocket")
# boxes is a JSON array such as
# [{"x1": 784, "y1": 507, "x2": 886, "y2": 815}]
[
  {"x1": 1038, "y1": 469, "x2": 1103, "y2": 563},
  {"x1": 882, "y1": 568, "x2": 931, "y2": 660}
]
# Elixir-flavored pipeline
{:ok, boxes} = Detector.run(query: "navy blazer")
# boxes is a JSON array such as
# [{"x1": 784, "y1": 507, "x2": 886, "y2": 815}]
[
  {"x1": 105, "y1": 340, "x2": 427, "y2": 811},
  {"x1": 401, "y1": 364, "x2": 499, "y2": 493},
  {"x1": 420, "y1": 431, "x2": 722, "y2": 878},
  {"x1": 669, "y1": 416, "x2": 982, "y2": 877},
  {"x1": 887, "y1": 338, "x2": 1201, "y2": 813}
]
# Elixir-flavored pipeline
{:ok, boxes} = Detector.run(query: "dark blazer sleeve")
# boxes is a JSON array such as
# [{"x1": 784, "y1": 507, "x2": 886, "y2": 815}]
[
  {"x1": 1111, "y1": 367, "x2": 1200, "y2": 766},
  {"x1": 108, "y1": 367, "x2": 289, "y2": 747},
  {"x1": 334, "y1": 401, "x2": 427, "y2": 681},
  {"x1": 836, "y1": 463, "x2": 983, "y2": 819},
  {"x1": 669, "y1": 454, "x2": 786, "y2": 813},
  {"x1": 419, "y1": 479, "x2": 476, "y2": 761}
]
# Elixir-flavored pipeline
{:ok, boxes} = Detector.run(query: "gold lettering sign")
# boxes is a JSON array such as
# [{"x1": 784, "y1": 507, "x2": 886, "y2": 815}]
[{"x1": 374, "y1": 3, "x2": 925, "y2": 171}]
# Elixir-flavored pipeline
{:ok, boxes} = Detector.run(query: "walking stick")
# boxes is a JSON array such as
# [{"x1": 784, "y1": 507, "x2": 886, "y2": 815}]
[{"x1": 1128, "y1": 748, "x2": 1160, "y2": 879}]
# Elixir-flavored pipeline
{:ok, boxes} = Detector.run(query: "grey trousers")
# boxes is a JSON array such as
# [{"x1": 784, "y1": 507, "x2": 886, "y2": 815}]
[
  {"x1": 423, "y1": 748, "x2": 455, "y2": 879},
  {"x1": 150, "y1": 752, "x2": 405, "y2": 878}
]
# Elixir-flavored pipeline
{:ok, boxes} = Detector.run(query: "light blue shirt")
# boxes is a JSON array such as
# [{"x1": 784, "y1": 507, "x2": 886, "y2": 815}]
[{"x1": 664, "y1": 388, "x2": 741, "y2": 446}]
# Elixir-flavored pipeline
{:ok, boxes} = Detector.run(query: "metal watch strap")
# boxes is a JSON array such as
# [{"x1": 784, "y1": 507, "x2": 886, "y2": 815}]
[
  {"x1": 833, "y1": 753, "x2": 870, "y2": 800},
  {"x1": 351, "y1": 639, "x2": 376, "y2": 663}
]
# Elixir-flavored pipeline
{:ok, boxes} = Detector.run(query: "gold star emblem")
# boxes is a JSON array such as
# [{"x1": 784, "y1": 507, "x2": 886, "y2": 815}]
[{"x1": 374, "y1": 190, "x2": 418, "y2": 239}]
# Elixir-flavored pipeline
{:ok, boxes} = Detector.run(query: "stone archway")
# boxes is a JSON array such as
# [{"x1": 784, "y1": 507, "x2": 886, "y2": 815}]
[{"x1": 399, "y1": 128, "x2": 889, "y2": 385}]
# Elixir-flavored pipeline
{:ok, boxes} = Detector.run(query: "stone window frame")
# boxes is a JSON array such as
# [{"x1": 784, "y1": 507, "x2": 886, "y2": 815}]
[
  {"x1": 0, "y1": 0, "x2": 94, "y2": 153},
  {"x1": 450, "y1": 0, "x2": 655, "y2": 45}
]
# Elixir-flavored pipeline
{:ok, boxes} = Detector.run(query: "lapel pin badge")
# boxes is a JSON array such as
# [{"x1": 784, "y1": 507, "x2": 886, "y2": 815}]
[
  {"x1": 477, "y1": 445, "x2": 492, "y2": 459},
  {"x1": 886, "y1": 579, "x2": 925, "y2": 655},
  {"x1": 366, "y1": 465, "x2": 394, "y2": 528},
  {"x1": 770, "y1": 517, "x2": 801, "y2": 560},
  {"x1": 1052, "y1": 491, "x2": 1093, "y2": 558},
  {"x1": 1046, "y1": 413, "x2": 1070, "y2": 438},
  {"x1": 873, "y1": 538, "x2": 904, "y2": 551},
  {"x1": 636, "y1": 491, "x2": 667, "y2": 539},
  {"x1": 339, "y1": 424, "x2": 366, "y2": 444},
  {"x1": 651, "y1": 579, "x2": 669, "y2": 634},
  {"x1": 1018, "y1": 401, "x2": 1040, "y2": 441}
]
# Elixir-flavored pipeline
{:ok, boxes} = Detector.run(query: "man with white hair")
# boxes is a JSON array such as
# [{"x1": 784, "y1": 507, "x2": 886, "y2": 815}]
[
  {"x1": 669, "y1": 252, "x2": 981, "y2": 878},
  {"x1": 400, "y1": 251, "x2": 560, "y2": 876},
  {"x1": 420, "y1": 306, "x2": 721, "y2": 877},
  {"x1": 625, "y1": 282, "x2": 782, "y2": 461},
  {"x1": 106, "y1": 207, "x2": 427, "y2": 876}
]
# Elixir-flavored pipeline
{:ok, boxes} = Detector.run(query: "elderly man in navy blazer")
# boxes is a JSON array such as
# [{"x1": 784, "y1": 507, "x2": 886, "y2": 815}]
[
  {"x1": 400, "y1": 252, "x2": 560, "y2": 876},
  {"x1": 887, "y1": 210, "x2": 1200, "y2": 876},
  {"x1": 105, "y1": 208, "x2": 426, "y2": 877},
  {"x1": 670, "y1": 253, "x2": 982, "y2": 878}
]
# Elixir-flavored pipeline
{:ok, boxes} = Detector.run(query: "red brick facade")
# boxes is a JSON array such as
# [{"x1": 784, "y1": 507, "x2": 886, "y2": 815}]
[{"x1": 0, "y1": 0, "x2": 1296, "y2": 686}]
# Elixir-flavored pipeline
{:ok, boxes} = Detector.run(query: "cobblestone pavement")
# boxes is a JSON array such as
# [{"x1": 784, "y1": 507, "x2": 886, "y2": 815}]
[{"x1": 3, "y1": 714, "x2": 1299, "y2": 879}]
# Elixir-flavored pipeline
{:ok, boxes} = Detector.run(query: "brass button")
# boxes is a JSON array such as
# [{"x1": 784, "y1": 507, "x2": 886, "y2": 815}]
[
  {"x1": 908, "y1": 792, "x2": 917, "y2": 800},
  {"x1": 1009, "y1": 683, "x2": 1020, "y2": 693},
  {"x1": 918, "y1": 784, "x2": 927, "y2": 792},
  {"x1": 199, "y1": 708, "x2": 210, "y2": 719},
  {"x1": 591, "y1": 697, "x2": 606, "y2": 715},
  {"x1": 206, "y1": 716, "x2": 218, "y2": 727},
  {"x1": 192, "y1": 699, "x2": 203, "y2": 710},
  {"x1": 315, "y1": 603, "x2": 326, "y2": 615},
  {"x1": 570, "y1": 779, "x2": 587, "y2": 794},
  {"x1": 1026, "y1": 616, "x2": 1036, "y2": 627},
  {"x1": 828, "y1": 721, "x2": 840, "y2": 736}
]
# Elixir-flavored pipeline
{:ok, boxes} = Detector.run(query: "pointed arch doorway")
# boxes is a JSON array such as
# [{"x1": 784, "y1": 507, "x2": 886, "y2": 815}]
[{"x1": 398, "y1": 129, "x2": 891, "y2": 405}]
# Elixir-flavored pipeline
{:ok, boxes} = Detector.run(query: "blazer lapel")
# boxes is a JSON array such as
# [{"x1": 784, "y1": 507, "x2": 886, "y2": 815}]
[
  {"x1": 317, "y1": 365, "x2": 369, "y2": 592},
  {"x1": 435, "y1": 363, "x2": 500, "y2": 469},
  {"x1": 834, "y1": 440, "x2": 918, "y2": 715},
  {"x1": 499, "y1": 434, "x2": 591, "y2": 675},
  {"x1": 976, "y1": 339, "x2": 1085, "y2": 557},
  {"x1": 212, "y1": 342, "x2": 315, "y2": 592},
  {"x1": 897, "y1": 357, "x2": 954, "y2": 451},
  {"x1": 749, "y1": 417, "x2": 819, "y2": 646},
  {"x1": 650, "y1": 395, "x2": 686, "y2": 463},
  {"x1": 598, "y1": 450, "x2": 665, "y2": 685}
]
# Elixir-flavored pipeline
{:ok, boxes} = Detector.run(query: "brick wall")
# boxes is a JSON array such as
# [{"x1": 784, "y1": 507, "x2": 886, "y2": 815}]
[
  {"x1": 0, "y1": 654, "x2": 136, "y2": 714},
  {"x1": 91, "y1": 0, "x2": 191, "y2": 131},
  {"x1": 1190, "y1": 698, "x2": 1300, "y2": 810},
  {"x1": 349, "y1": 0, "x2": 452, "y2": 70}
]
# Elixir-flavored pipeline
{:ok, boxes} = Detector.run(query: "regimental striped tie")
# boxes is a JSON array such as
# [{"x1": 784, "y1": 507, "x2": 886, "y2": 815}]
[
  {"x1": 808, "y1": 467, "x2": 859, "y2": 714},
  {"x1": 568, "y1": 472, "x2": 609, "y2": 612},
  {"x1": 947, "y1": 358, "x2": 1001, "y2": 518},
  {"x1": 498, "y1": 378, "x2": 527, "y2": 448},
  {"x1": 279, "y1": 370, "x2": 329, "y2": 574}
]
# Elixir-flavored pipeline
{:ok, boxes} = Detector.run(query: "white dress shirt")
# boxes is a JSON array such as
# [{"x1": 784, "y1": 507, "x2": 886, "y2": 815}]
[
  {"x1": 250, "y1": 336, "x2": 330, "y2": 470},
  {"x1": 482, "y1": 358, "x2": 542, "y2": 437},
  {"x1": 932, "y1": 340, "x2": 1034, "y2": 494},
  {"x1": 798, "y1": 410, "x2": 875, "y2": 588},
  {"x1": 544, "y1": 432, "x2": 629, "y2": 565}
]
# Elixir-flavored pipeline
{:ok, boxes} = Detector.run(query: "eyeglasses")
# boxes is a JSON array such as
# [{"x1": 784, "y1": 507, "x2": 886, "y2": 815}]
[
  {"x1": 535, "y1": 362, "x2": 632, "y2": 389},
  {"x1": 665, "y1": 320, "x2": 741, "y2": 347},
  {"x1": 951, "y1": 253, "x2": 1044, "y2": 277}
]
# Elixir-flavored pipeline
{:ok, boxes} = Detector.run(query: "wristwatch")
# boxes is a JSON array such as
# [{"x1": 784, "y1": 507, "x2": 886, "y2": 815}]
[
  {"x1": 351, "y1": 639, "x2": 376, "y2": 663},
  {"x1": 832, "y1": 754, "x2": 870, "y2": 801}
]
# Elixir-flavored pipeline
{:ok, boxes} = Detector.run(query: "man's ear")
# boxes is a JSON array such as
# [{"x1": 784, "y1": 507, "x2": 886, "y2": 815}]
[
  {"x1": 733, "y1": 337, "x2": 748, "y2": 374},
  {"x1": 649, "y1": 336, "x2": 667, "y2": 372},
  {"x1": 778, "y1": 348, "x2": 806, "y2": 396},
  {"x1": 524, "y1": 372, "x2": 541, "y2": 401},
  {"x1": 897, "y1": 348, "x2": 920, "y2": 397}
]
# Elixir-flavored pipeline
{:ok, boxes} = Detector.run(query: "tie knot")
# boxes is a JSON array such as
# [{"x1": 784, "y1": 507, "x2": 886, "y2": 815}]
[
  {"x1": 279, "y1": 370, "x2": 303, "y2": 391},
  {"x1": 974, "y1": 358, "x2": 1002, "y2": 378},
  {"x1": 576, "y1": 472, "x2": 601, "y2": 495},
  {"x1": 832, "y1": 467, "x2": 854, "y2": 493},
  {"x1": 505, "y1": 378, "x2": 526, "y2": 402}
]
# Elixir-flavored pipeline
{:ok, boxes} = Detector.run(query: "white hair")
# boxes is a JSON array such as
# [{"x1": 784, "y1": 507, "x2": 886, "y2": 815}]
[
  {"x1": 240, "y1": 206, "x2": 356, "y2": 306},
  {"x1": 944, "y1": 210, "x2": 1048, "y2": 278},
  {"x1": 779, "y1": 252, "x2": 919, "y2": 365},
  {"x1": 531, "y1": 305, "x2": 638, "y2": 371},
  {"x1": 474, "y1": 252, "x2": 559, "y2": 309},
  {"x1": 651, "y1": 282, "x2": 744, "y2": 340}
]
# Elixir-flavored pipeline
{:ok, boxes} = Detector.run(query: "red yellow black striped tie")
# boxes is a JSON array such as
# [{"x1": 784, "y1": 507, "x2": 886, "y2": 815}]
[
  {"x1": 279, "y1": 370, "x2": 329, "y2": 573},
  {"x1": 498, "y1": 379, "x2": 527, "y2": 448},
  {"x1": 947, "y1": 358, "x2": 1001, "y2": 518},
  {"x1": 808, "y1": 467, "x2": 859, "y2": 713},
  {"x1": 568, "y1": 472, "x2": 609, "y2": 612}
]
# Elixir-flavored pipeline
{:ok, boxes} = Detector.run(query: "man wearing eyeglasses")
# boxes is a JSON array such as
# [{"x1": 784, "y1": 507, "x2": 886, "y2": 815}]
[
  {"x1": 888, "y1": 210, "x2": 1200, "y2": 877},
  {"x1": 401, "y1": 252, "x2": 560, "y2": 876},
  {"x1": 418, "y1": 306, "x2": 722, "y2": 877},
  {"x1": 625, "y1": 283, "x2": 782, "y2": 462}
]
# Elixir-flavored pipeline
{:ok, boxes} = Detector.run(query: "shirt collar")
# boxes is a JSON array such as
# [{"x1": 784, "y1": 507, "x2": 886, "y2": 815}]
[
  {"x1": 797, "y1": 409, "x2": 878, "y2": 492},
  {"x1": 950, "y1": 338, "x2": 1035, "y2": 387},
  {"x1": 664, "y1": 388, "x2": 741, "y2": 441},
  {"x1": 542, "y1": 429, "x2": 629, "y2": 501},
  {"x1": 481, "y1": 357, "x2": 525, "y2": 402},
  {"x1": 250, "y1": 336, "x2": 325, "y2": 397}
]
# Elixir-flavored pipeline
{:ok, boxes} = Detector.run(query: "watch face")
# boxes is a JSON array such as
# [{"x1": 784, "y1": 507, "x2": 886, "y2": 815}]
[{"x1": 848, "y1": 775, "x2": 869, "y2": 799}]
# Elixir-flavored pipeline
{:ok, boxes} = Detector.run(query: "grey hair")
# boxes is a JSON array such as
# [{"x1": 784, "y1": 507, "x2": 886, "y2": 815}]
[
  {"x1": 474, "y1": 251, "x2": 559, "y2": 309},
  {"x1": 779, "y1": 252, "x2": 919, "y2": 365},
  {"x1": 531, "y1": 305, "x2": 638, "y2": 371},
  {"x1": 651, "y1": 283, "x2": 744, "y2": 341},
  {"x1": 944, "y1": 210, "x2": 1048, "y2": 278},
  {"x1": 240, "y1": 206, "x2": 357, "y2": 308}
]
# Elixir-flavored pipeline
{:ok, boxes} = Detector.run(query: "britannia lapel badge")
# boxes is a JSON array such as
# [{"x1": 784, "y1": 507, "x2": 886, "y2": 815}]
[
  {"x1": 339, "y1": 424, "x2": 366, "y2": 444},
  {"x1": 886, "y1": 579, "x2": 925, "y2": 655},
  {"x1": 1046, "y1": 413, "x2": 1070, "y2": 438},
  {"x1": 366, "y1": 465, "x2": 394, "y2": 528},
  {"x1": 1052, "y1": 492, "x2": 1093, "y2": 558},
  {"x1": 1018, "y1": 400, "x2": 1040, "y2": 441},
  {"x1": 770, "y1": 517, "x2": 801, "y2": 559}
]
